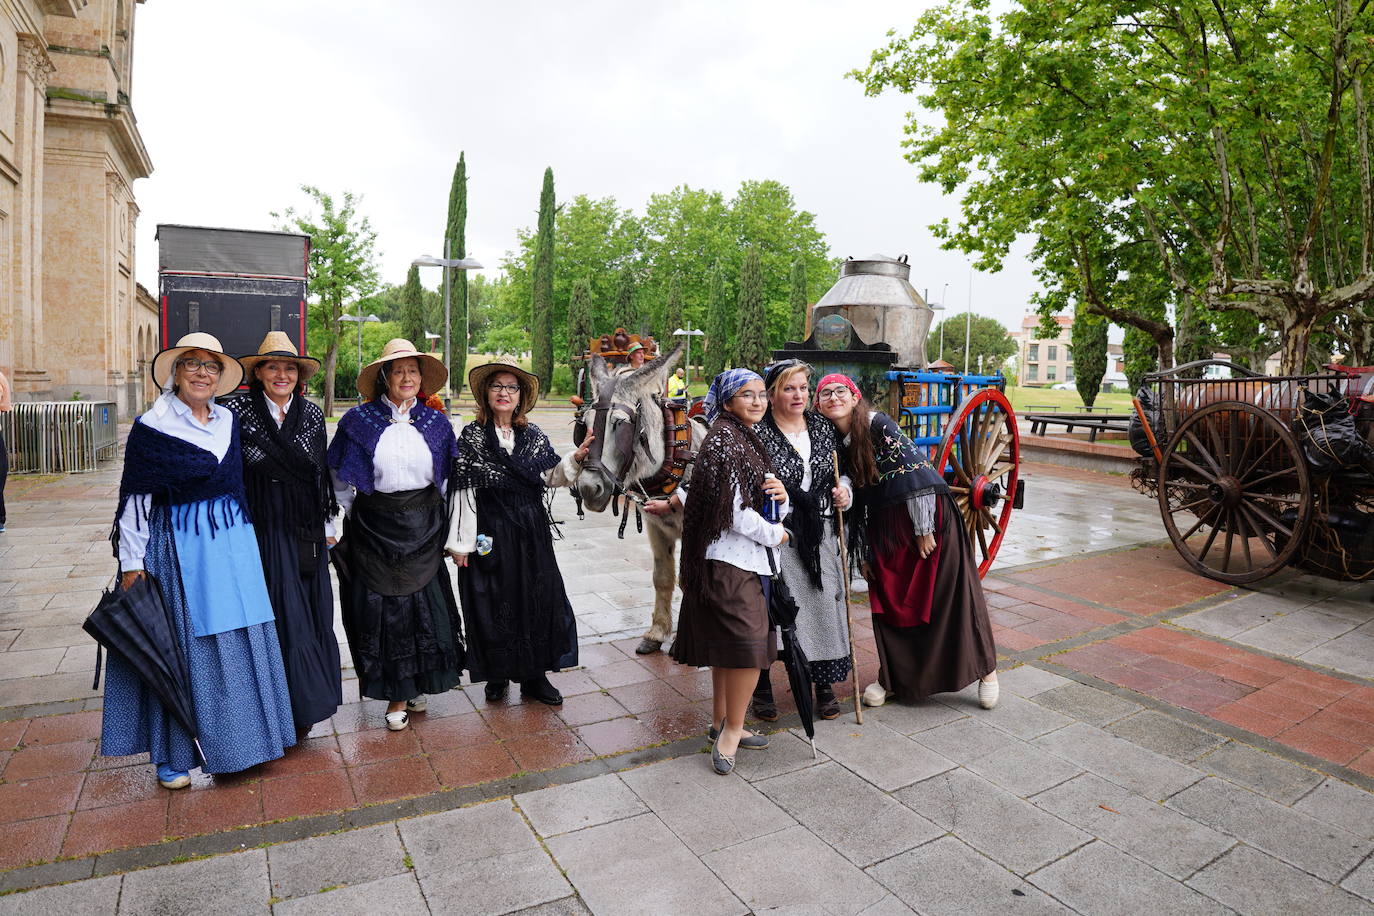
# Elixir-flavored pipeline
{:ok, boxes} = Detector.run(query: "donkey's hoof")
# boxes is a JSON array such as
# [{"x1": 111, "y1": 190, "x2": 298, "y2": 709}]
[{"x1": 635, "y1": 638, "x2": 663, "y2": 655}]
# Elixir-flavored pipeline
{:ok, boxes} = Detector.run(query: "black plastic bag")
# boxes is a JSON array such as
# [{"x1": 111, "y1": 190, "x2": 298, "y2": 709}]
[
  {"x1": 1128, "y1": 387, "x2": 1162, "y2": 458},
  {"x1": 1296, "y1": 388, "x2": 1374, "y2": 473}
]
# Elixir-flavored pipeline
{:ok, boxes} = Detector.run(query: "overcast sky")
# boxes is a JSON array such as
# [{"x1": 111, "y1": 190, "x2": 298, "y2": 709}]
[{"x1": 131, "y1": 0, "x2": 1042, "y2": 334}]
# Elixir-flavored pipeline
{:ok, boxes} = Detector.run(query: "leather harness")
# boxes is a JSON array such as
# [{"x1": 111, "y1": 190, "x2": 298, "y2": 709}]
[{"x1": 580, "y1": 386, "x2": 696, "y2": 502}]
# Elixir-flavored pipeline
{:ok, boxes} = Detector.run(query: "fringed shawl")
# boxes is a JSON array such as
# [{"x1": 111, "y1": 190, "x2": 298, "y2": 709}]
[
  {"x1": 852, "y1": 410, "x2": 949, "y2": 559},
  {"x1": 757, "y1": 410, "x2": 840, "y2": 590},
  {"x1": 223, "y1": 392, "x2": 337, "y2": 534},
  {"x1": 451, "y1": 420, "x2": 561, "y2": 494},
  {"x1": 112, "y1": 420, "x2": 250, "y2": 552},
  {"x1": 327, "y1": 398, "x2": 457, "y2": 495},
  {"x1": 680, "y1": 411, "x2": 773, "y2": 604}
]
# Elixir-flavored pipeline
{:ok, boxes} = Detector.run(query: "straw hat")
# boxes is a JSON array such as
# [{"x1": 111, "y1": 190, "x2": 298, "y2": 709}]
[
  {"x1": 239, "y1": 331, "x2": 320, "y2": 382},
  {"x1": 151, "y1": 332, "x2": 244, "y2": 397},
  {"x1": 356, "y1": 338, "x2": 448, "y2": 398},
  {"x1": 468, "y1": 362, "x2": 540, "y2": 417}
]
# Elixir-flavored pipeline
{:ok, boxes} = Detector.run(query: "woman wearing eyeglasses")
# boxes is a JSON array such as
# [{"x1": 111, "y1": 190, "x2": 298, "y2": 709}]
[
  {"x1": 668, "y1": 369, "x2": 789, "y2": 775},
  {"x1": 815, "y1": 374, "x2": 998, "y2": 710},
  {"x1": 106, "y1": 333, "x2": 295, "y2": 789},
  {"x1": 446, "y1": 363, "x2": 591, "y2": 707}
]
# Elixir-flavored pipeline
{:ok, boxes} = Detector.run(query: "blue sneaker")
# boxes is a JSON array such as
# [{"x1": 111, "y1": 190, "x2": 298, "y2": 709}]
[{"x1": 156, "y1": 763, "x2": 190, "y2": 789}]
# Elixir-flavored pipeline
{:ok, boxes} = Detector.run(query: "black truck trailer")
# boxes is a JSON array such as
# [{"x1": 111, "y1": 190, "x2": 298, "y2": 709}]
[{"x1": 156, "y1": 225, "x2": 311, "y2": 374}]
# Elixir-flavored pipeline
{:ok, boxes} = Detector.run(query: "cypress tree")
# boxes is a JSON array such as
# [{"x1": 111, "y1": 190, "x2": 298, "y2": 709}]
[
  {"x1": 1071, "y1": 301, "x2": 1108, "y2": 406},
  {"x1": 665, "y1": 274, "x2": 684, "y2": 338},
  {"x1": 400, "y1": 264, "x2": 426, "y2": 349},
  {"x1": 567, "y1": 278, "x2": 593, "y2": 384},
  {"x1": 704, "y1": 260, "x2": 729, "y2": 379},
  {"x1": 788, "y1": 259, "x2": 807, "y2": 343},
  {"x1": 531, "y1": 167, "x2": 555, "y2": 389},
  {"x1": 444, "y1": 152, "x2": 468, "y2": 395},
  {"x1": 1122, "y1": 325, "x2": 1156, "y2": 394},
  {"x1": 734, "y1": 248, "x2": 767, "y2": 370},
  {"x1": 613, "y1": 270, "x2": 637, "y2": 332}
]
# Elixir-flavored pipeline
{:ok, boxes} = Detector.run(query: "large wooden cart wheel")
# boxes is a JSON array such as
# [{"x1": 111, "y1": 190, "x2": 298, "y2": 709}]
[
  {"x1": 935, "y1": 388, "x2": 1020, "y2": 577},
  {"x1": 1157, "y1": 401, "x2": 1312, "y2": 584}
]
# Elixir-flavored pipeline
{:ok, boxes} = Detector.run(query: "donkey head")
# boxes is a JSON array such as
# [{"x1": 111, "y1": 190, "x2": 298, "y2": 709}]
[{"x1": 576, "y1": 341, "x2": 685, "y2": 512}]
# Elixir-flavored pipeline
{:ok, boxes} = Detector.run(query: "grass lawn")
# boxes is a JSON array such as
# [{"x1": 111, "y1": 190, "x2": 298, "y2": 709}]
[{"x1": 1004, "y1": 386, "x2": 1134, "y2": 414}]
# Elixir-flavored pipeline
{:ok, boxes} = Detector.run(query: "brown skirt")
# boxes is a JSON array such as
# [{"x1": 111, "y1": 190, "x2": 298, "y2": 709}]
[
  {"x1": 671, "y1": 560, "x2": 777, "y2": 670},
  {"x1": 871, "y1": 494, "x2": 996, "y2": 702}
]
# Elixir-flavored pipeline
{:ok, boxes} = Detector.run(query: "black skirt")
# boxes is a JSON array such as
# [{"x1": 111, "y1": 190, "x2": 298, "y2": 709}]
[
  {"x1": 671, "y1": 560, "x2": 777, "y2": 670},
  {"x1": 334, "y1": 486, "x2": 465, "y2": 701},
  {"x1": 457, "y1": 487, "x2": 577, "y2": 682},
  {"x1": 253, "y1": 512, "x2": 342, "y2": 729}
]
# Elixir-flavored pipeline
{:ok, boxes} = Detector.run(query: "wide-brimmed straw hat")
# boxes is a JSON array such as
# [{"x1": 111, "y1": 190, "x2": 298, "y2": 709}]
[
  {"x1": 468, "y1": 362, "x2": 540, "y2": 416},
  {"x1": 239, "y1": 331, "x2": 321, "y2": 382},
  {"x1": 151, "y1": 332, "x2": 244, "y2": 397},
  {"x1": 357, "y1": 338, "x2": 448, "y2": 397}
]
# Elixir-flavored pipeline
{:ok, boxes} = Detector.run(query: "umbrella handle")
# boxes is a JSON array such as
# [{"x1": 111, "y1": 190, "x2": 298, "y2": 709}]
[{"x1": 833, "y1": 452, "x2": 864, "y2": 727}]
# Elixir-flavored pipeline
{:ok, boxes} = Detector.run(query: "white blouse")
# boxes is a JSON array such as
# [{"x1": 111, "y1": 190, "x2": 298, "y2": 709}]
[
  {"x1": 444, "y1": 424, "x2": 583, "y2": 555},
  {"x1": 331, "y1": 396, "x2": 435, "y2": 520},
  {"x1": 777, "y1": 423, "x2": 853, "y2": 514},
  {"x1": 678, "y1": 483, "x2": 791, "y2": 577}
]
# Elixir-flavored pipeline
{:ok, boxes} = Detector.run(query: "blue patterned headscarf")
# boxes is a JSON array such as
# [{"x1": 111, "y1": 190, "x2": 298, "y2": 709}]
[{"x1": 703, "y1": 368, "x2": 763, "y2": 423}]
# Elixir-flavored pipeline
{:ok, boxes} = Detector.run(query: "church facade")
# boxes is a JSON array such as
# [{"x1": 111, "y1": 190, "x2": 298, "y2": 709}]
[{"x1": 2, "y1": 0, "x2": 155, "y2": 417}]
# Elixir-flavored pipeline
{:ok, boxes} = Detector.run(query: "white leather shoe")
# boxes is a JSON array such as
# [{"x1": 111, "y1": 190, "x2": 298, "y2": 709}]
[
  {"x1": 978, "y1": 677, "x2": 1000, "y2": 710},
  {"x1": 385, "y1": 710, "x2": 409, "y2": 731},
  {"x1": 405, "y1": 696, "x2": 427, "y2": 713},
  {"x1": 861, "y1": 682, "x2": 890, "y2": 707}
]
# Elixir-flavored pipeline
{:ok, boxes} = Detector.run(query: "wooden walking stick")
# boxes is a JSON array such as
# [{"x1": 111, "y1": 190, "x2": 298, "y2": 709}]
[{"x1": 833, "y1": 452, "x2": 864, "y2": 725}]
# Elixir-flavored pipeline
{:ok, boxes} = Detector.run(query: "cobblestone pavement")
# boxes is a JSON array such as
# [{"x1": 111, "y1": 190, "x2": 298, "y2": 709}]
[{"x1": 0, "y1": 408, "x2": 1372, "y2": 913}]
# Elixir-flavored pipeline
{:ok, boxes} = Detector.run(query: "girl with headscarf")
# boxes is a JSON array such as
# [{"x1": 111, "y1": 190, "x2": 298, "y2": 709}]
[
  {"x1": 815, "y1": 373, "x2": 999, "y2": 709},
  {"x1": 752, "y1": 360, "x2": 853, "y2": 720},
  {"x1": 223, "y1": 332, "x2": 341, "y2": 732},
  {"x1": 669, "y1": 368, "x2": 789, "y2": 775}
]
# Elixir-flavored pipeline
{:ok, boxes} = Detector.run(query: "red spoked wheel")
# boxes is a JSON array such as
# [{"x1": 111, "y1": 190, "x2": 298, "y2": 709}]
[{"x1": 934, "y1": 388, "x2": 1020, "y2": 577}]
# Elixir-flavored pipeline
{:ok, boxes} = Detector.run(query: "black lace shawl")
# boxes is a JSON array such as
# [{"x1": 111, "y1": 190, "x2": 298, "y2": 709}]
[
  {"x1": 757, "y1": 410, "x2": 840, "y2": 589},
  {"x1": 223, "y1": 392, "x2": 337, "y2": 535},
  {"x1": 451, "y1": 420, "x2": 561, "y2": 494},
  {"x1": 680, "y1": 411, "x2": 773, "y2": 604}
]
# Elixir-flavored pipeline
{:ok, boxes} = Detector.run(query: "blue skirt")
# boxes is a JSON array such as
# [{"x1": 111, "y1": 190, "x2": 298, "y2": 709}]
[{"x1": 101, "y1": 504, "x2": 296, "y2": 774}]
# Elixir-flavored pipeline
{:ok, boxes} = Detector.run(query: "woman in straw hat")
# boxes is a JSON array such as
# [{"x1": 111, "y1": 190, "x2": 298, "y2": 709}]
[
  {"x1": 106, "y1": 333, "x2": 296, "y2": 789},
  {"x1": 446, "y1": 363, "x2": 590, "y2": 706},
  {"x1": 223, "y1": 332, "x2": 341, "y2": 732},
  {"x1": 326, "y1": 339, "x2": 464, "y2": 731},
  {"x1": 815, "y1": 373, "x2": 998, "y2": 710}
]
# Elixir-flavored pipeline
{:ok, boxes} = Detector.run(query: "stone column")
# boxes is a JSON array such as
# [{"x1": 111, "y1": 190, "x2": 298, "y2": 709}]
[{"x1": 12, "y1": 33, "x2": 54, "y2": 399}]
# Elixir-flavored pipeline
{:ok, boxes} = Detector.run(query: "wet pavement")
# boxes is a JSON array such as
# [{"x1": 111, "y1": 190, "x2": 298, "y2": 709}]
[{"x1": 0, "y1": 407, "x2": 1372, "y2": 913}]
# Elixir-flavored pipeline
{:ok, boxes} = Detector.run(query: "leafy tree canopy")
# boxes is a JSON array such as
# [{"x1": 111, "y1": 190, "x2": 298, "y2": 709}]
[{"x1": 927, "y1": 312, "x2": 1016, "y2": 374}]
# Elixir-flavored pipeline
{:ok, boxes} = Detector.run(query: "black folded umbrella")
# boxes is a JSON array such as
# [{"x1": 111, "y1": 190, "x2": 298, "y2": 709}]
[
  {"x1": 767, "y1": 550, "x2": 817, "y2": 759},
  {"x1": 84, "y1": 574, "x2": 205, "y2": 765}
]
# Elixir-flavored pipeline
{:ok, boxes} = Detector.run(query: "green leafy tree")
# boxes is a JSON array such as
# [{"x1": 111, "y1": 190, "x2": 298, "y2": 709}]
[
  {"x1": 273, "y1": 185, "x2": 378, "y2": 417},
  {"x1": 481, "y1": 325, "x2": 531, "y2": 358},
  {"x1": 704, "y1": 260, "x2": 730, "y2": 379},
  {"x1": 1175, "y1": 299, "x2": 1214, "y2": 376},
  {"x1": 567, "y1": 278, "x2": 593, "y2": 382},
  {"x1": 788, "y1": 260, "x2": 807, "y2": 343},
  {"x1": 1122, "y1": 326, "x2": 1156, "y2": 395},
  {"x1": 1071, "y1": 302, "x2": 1108, "y2": 405},
  {"x1": 613, "y1": 270, "x2": 638, "y2": 332},
  {"x1": 664, "y1": 274, "x2": 684, "y2": 340},
  {"x1": 444, "y1": 152, "x2": 469, "y2": 394},
  {"x1": 399, "y1": 264, "x2": 425, "y2": 348},
  {"x1": 531, "y1": 167, "x2": 555, "y2": 389},
  {"x1": 928, "y1": 313, "x2": 1015, "y2": 376},
  {"x1": 734, "y1": 248, "x2": 768, "y2": 370}
]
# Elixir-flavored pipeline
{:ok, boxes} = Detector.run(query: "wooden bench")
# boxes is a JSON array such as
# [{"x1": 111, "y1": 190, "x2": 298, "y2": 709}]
[{"x1": 1025, "y1": 412, "x2": 1132, "y2": 442}]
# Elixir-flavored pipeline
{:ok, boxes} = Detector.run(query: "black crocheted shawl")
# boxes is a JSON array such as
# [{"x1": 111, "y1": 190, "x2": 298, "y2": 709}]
[
  {"x1": 680, "y1": 411, "x2": 773, "y2": 603},
  {"x1": 757, "y1": 409, "x2": 840, "y2": 590},
  {"x1": 112, "y1": 418, "x2": 249, "y2": 553},
  {"x1": 223, "y1": 392, "x2": 338, "y2": 534},
  {"x1": 451, "y1": 420, "x2": 561, "y2": 493}
]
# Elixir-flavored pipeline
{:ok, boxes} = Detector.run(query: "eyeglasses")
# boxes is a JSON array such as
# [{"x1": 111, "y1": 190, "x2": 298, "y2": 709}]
[
  {"x1": 177, "y1": 358, "x2": 223, "y2": 376},
  {"x1": 489, "y1": 384, "x2": 521, "y2": 394},
  {"x1": 731, "y1": 391, "x2": 766, "y2": 402},
  {"x1": 817, "y1": 387, "x2": 851, "y2": 401}
]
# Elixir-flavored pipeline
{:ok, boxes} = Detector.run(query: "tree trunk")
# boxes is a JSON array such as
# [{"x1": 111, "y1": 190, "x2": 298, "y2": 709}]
[
  {"x1": 1278, "y1": 311, "x2": 1316, "y2": 374},
  {"x1": 323, "y1": 341, "x2": 339, "y2": 418}
]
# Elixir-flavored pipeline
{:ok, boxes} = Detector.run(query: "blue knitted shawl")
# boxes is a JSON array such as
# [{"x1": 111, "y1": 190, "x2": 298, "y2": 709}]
[
  {"x1": 112, "y1": 419, "x2": 250, "y2": 549},
  {"x1": 326, "y1": 399, "x2": 456, "y2": 495}
]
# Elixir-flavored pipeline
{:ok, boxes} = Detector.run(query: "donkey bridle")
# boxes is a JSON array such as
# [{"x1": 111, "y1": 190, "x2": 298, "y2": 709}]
[{"x1": 580, "y1": 384, "x2": 695, "y2": 502}]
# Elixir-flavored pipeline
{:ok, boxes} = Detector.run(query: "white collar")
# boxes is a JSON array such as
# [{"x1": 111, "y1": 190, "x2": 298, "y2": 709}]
[
  {"x1": 154, "y1": 391, "x2": 220, "y2": 425},
  {"x1": 385, "y1": 395, "x2": 417, "y2": 420},
  {"x1": 261, "y1": 390, "x2": 293, "y2": 419}
]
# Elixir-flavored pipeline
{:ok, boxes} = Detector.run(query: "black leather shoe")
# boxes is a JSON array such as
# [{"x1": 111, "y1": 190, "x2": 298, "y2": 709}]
[
  {"x1": 751, "y1": 671, "x2": 778, "y2": 722},
  {"x1": 816, "y1": 683, "x2": 841, "y2": 720},
  {"x1": 520, "y1": 676, "x2": 564, "y2": 706},
  {"x1": 484, "y1": 679, "x2": 509, "y2": 702}
]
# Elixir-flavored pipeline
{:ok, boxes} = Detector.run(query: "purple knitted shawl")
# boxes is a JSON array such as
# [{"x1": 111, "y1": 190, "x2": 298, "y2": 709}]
[{"x1": 326, "y1": 399, "x2": 457, "y2": 494}]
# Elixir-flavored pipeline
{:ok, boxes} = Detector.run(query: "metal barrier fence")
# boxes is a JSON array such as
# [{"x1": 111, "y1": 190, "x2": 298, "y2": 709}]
[{"x1": 1, "y1": 402, "x2": 120, "y2": 473}]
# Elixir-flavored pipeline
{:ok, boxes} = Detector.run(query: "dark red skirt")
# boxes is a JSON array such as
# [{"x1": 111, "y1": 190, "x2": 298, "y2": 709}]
[{"x1": 868, "y1": 495, "x2": 996, "y2": 702}]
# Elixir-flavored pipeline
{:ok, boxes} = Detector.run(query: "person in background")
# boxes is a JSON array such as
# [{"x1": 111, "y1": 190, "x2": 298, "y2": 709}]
[
  {"x1": 815, "y1": 373, "x2": 998, "y2": 710},
  {"x1": 447, "y1": 363, "x2": 587, "y2": 706},
  {"x1": 106, "y1": 333, "x2": 295, "y2": 789},
  {"x1": 225, "y1": 332, "x2": 341, "y2": 733},
  {"x1": 666, "y1": 367, "x2": 689, "y2": 399},
  {"x1": 752, "y1": 360, "x2": 853, "y2": 721},
  {"x1": 667, "y1": 369, "x2": 788, "y2": 775},
  {"x1": 0, "y1": 366, "x2": 10, "y2": 533},
  {"x1": 327, "y1": 339, "x2": 464, "y2": 732}
]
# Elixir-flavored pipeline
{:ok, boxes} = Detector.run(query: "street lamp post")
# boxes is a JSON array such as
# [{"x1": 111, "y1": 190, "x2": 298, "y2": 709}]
[
  {"x1": 412, "y1": 248, "x2": 483, "y2": 409},
  {"x1": 340, "y1": 312, "x2": 381, "y2": 393},
  {"x1": 672, "y1": 325, "x2": 706, "y2": 386},
  {"x1": 965, "y1": 265, "x2": 974, "y2": 375}
]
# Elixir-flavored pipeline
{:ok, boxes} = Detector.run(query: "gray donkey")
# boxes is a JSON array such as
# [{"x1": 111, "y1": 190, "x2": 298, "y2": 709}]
[{"x1": 575, "y1": 342, "x2": 708, "y2": 654}]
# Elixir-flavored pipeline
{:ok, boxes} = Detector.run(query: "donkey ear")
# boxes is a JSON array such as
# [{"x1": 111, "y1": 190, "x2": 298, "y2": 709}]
[
  {"x1": 628, "y1": 340, "x2": 683, "y2": 385},
  {"x1": 589, "y1": 354, "x2": 611, "y2": 387}
]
